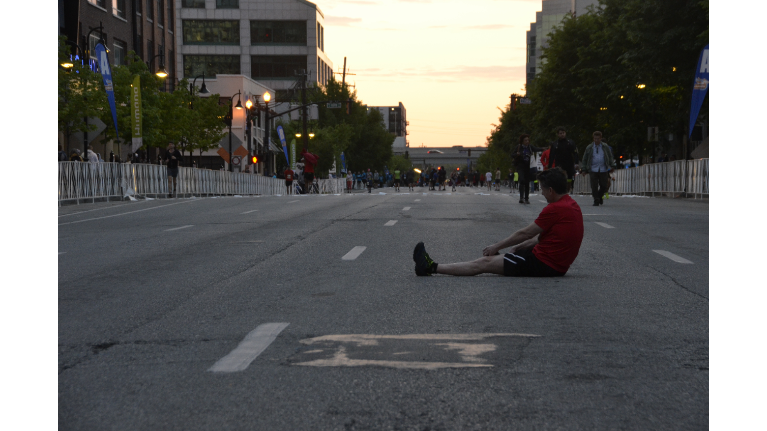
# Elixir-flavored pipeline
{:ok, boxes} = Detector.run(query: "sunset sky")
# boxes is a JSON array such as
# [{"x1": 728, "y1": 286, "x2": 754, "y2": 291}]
[{"x1": 319, "y1": 0, "x2": 542, "y2": 148}]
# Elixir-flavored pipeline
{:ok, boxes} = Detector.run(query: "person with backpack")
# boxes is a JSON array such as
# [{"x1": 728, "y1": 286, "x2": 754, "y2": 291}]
[{"x1": 58, "y1": 145, "x2": 68, "y2": 162}]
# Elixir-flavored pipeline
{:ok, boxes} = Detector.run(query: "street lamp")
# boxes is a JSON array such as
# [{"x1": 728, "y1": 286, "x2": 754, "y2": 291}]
[
  {"x1": 262, "y1": 91, "x2": 272, "y2": 175},
  {"x1": 189, "y1": 73, "x2": 210, "y2": 100},
  {"x1": 227, "y1": 91, "x2": 242, "y2": 172}
]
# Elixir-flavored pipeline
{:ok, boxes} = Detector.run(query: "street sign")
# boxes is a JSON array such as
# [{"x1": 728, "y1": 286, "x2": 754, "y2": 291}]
[{"x1": 327, "y1": 102, "x2": 342, "y2": 109}]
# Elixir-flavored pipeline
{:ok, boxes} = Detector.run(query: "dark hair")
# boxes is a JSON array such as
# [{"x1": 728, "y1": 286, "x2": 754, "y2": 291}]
[
  {"x1": 537, "y1": 167, "x2": 568, "y2": 194},
  {"x1": 593, "y1": 131, "x2": 602, "y2": 137},
  {"x1": 518, "y1": 134, "x2": 530, "y2": 145},
  {"x1": 556, "y1": 127, "x2": 566, "y2": 133}
]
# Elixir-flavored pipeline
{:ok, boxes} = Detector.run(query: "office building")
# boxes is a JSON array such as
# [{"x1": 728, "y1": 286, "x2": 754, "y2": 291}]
[
  {"x1": 367, "y1": 103, "x2": 408, "y2": 154},
  {"x1": 525, "y1": 0, "x2": 598, "y2": 89}
]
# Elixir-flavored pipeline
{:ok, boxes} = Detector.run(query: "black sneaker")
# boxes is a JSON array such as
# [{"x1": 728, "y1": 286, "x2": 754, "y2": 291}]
[{"x1": 413, "y1": 242, "x2": 437, "y2": 276}]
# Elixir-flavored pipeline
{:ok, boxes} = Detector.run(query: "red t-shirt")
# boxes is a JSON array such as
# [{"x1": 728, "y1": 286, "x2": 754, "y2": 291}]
[
  {"x1": 532, "y1": 194, "x2": 583, "y2": 273},
  {"x1": 541, "y1": 149, "x2": 554, "y2": 169},
  {"x1": 284, "y1": 169, "x2": 294, "y2": 181}
]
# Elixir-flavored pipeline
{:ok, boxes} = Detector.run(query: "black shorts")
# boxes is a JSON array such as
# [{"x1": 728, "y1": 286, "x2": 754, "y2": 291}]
[
  {"x1": 394, "y1": 179, "x2": 401, "y2": 185},
  {"x1": 286, "y1": 181, "x2": 293, "y2": 186},
  {"x1": 503, "y1": 249, "x2": 565, "y2": 277},
  {"x1": 304, "y1": 172, "x2": 314, "y2": 183},
  {"x1": 167, "y1": 167, "x2": 179, "y2": 178}
]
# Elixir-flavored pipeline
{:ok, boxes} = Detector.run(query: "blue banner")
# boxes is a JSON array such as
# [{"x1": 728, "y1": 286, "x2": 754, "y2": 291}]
[
  {"x1": 689, "y1": 45, "x2": 709, "y2": 138},
  {"x1": 94, "y1": 43, "x2": 119, "y2": 140},
  {"x1": 340, "y1": 152, "x2": 347, "y2": 173},
  {"x1": 276, "y1": 125, "x2": 290, "y2": 165}
]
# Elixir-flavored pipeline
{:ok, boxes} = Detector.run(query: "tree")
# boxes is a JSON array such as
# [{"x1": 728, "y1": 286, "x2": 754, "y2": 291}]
[{"x1": 58, "y1": 36, "x2": 107, "y2": 152}]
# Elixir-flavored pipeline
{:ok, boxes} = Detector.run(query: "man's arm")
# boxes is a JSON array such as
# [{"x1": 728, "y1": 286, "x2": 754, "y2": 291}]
[{"x1": 482, "y1": 222, "x2": 544, "y2": 256}]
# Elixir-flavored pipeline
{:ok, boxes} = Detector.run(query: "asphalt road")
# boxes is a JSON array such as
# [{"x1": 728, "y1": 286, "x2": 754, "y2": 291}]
[{"x1": 58, "y1": 186, "x2": 709, "y2": 430}]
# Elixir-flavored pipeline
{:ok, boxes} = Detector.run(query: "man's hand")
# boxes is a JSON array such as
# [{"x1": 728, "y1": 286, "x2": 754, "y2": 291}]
[{"x1": 482, "y1": 244, "x2": 500, "y2": 256}]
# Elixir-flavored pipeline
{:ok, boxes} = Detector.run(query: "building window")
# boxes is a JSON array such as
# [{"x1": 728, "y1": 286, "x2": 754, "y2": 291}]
[
  {"x1": 182, "y1": 0, "x2": 205, "y2": 7},
  {"x1": 167, "y1": 0, "x2": 174, "y2": 31},
  {"x1": 147, "y1": 41, "x2": 154, "y2": 66},
  {"x1": 168, "y1": 49, "x2": 175, "y2": 79},
  {"x1": 146, "y1": 0, "x2": 154, "y2": 20},
  {"x1": 88, "y1": 33, "x2": 102, "y2": 59},
  {"x1": 114, "y1": 39, "x2": 126, "y2": 65},
  {"x1": 184, "y1": 55, "x2": 240, "y2": 78},
  {"x1": 250, "y1": 21, "x2": 306, "y2": 45},
  {"x1": 183, "y1": 20, "x2": 240, "y2": 45},
  {"x1": 216, "y1": 0, "x2": 238, "y2": 8},
  {"x1": 158, "y1": 0, "x2": 165, "y2": 27},
  {"x1": 112, "y1": 0, "x2": 126, "y2": 18},
  {"x1": 321, "y1": 25, "x2": 324, "y2": 51},
  {"x1": 89, "y1": 0, "x2": 106, "y2": 8},
  {"x1": 251, "y1": 56, "x2": 307, "y2": 79}
]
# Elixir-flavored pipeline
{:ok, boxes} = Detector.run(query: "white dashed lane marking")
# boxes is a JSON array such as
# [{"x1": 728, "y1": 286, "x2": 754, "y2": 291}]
[
  {"x1": 594, "y1": 222, "x2": 615, "y2": 229},
  {"x1": 241, "y1": 210, "x2": 259, "y2": 214},
  {"x1": 288, "y1": 200, "x2": 299, "y2": 203},
  {"x1": 403, "y1": 207, "x2": 411, "y2": 211},
  {"x1": 384, "y1": 220, "x2": 398, "y2": 226},
  {"x1": 58, "y1": 200, "x2": 194, "y2": 226},
  {"x1": 342, "y1": 246, "x2": 367, "y2": 261},
  {"x1": 208, "y1": 323, "x2": 290, "y2": 373},
  {"x1": 165, "y1": 225, "x2": 193, "y2": 232},
  {"x1": 653, "y1": 250, "x2": 693, "y2": 264},
  {"x1": 414, "y1": 199, "x2": 421, "y2": 202},
  {"x1": 59, "y1": 252, "x2": 65, "y2": 255}
]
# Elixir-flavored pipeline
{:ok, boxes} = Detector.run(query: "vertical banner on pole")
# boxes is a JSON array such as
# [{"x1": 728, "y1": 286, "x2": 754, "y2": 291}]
[
  {"x1": 276, "y1": 125, "x2": 289, "y2": 165},
  {"x1": 95, "y1": 43, "x2": 119, "y2": 140},
  {"x1": 689, "y1": 44, "x2": 709, "y2": 138},
  {"x1": 131, "y1": 75, "x2": 142, "y2": 153},
  {"x1": 341, "y1": 152, "x2": 347, "y2": 173},
  {"x1": 290, "y1": 139, "x2": 297, "y2": 170}
]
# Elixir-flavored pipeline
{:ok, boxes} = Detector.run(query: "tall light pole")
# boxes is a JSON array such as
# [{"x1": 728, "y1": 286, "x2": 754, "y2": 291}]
[
  {"x1": 263, "y1": 91, "x2": 272, "y2": 174},
  {"x1": 188, "y1": 73, "x2": 210, "y2": 109},
  {"x1": 227, "y1": 91, "x2": 243, "y2": 172}
]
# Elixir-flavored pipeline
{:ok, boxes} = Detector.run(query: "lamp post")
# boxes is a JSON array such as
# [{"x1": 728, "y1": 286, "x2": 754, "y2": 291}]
[
  {"x1": 148, "y1": 49, "x2": 168, "y2": 79},
  {"x1": 227, "y1": 91, "x2": 243, "y2": 172},
  {"x1": 188, "y1": 73, "x2": 210, "y2": 109},
  {"x1": 244, "y1": 95, "x2": 259, "y2": 173},
  {"x1": 262, "y1": 91, "x2": 271, "y2": 175}
]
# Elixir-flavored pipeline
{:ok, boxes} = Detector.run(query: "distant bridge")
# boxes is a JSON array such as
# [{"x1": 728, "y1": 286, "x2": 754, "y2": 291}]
[{"x1": 396, "y1": 146, "x2": 488, "y2": 169}]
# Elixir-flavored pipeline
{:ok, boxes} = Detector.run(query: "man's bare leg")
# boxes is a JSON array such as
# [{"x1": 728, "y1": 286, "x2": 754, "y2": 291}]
[{"x1": 436, "y1": 255, "x2": 505, "y2": 276}]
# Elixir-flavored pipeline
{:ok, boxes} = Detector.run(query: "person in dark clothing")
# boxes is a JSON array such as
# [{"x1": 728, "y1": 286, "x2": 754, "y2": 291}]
[
  {"x1": 514, "y1": 134, "x2": 546, "y2": 204},
  {"x1": 548, "y1": 127, "x2": 579, "y2": 192},
  {"x1": 69, "y1": 149, "x2": 83, "y2": 162},
  {"x1": 58, "y1": 145, "x2": 69, "y2": 161},
  {"x1": 164, "y1": 143, "x2": 183, "y2": 197}
]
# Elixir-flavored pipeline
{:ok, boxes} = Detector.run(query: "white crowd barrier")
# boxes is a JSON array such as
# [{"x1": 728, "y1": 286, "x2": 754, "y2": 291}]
[
  {"x1": 572, "y1": 159, "x2": 709, "y2": 198},
  {"x1": 58, "y1": 162, "x2": 347, "y2": 204}
]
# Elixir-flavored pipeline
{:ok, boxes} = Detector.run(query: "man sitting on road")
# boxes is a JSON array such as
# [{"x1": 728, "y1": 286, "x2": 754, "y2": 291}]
[{"x1": 413, "y1": 168, "x2": 583, "y2": 277}]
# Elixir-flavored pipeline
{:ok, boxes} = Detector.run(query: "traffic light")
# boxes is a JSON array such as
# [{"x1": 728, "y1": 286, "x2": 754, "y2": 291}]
[{"x1": 251, "y1": 154, "x2": 259, "y2": 164}]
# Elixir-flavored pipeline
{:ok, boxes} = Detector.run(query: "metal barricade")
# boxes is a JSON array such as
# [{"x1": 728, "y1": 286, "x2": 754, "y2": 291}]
[{"x1": 573, "y1": 159, "x2": 709, "y2": 198}]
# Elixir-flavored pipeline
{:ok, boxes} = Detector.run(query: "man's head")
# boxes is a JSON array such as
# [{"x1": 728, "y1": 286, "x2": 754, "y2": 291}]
[
  {"x1": 88, "y1": 145, "x2": 94, "y2": 151},
  {"x1": 537, "y1": 167, "x2": 568, "y2": 199},
  {"x1": 519, "y1": 134, "x2": 530, "y2": 145},
  {"x1": 557, "y1": 127, "x2": 566, "y2": 140},
  {"x1": 168, "y1": 142, "x2": 175, "y2": 151},
  {"x1": 593, "y1": 131, "x2": 602, "y2": 144}
]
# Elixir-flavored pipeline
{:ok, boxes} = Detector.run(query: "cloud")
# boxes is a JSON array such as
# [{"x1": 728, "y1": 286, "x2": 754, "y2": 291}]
[
  {"x1": 463, "y1": 24, "x2": 515, "y2": 30},
  {"x1": 325, "y1": 16, "x2": 363, "y2": 26}
]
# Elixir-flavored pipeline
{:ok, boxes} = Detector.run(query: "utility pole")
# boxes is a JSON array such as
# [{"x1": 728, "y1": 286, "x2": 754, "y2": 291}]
[
  {"x1": 342, "y1": 57, "x2": 347, "y2": 88},
  {"x1": 302, "y1": 69, "x2": 308, "y2": 151}
]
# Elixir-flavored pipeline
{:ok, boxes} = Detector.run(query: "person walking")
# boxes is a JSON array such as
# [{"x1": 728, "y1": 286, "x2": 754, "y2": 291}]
[
  {"x1": 366, "y1": 169, "x2": 373, "y2": 193},
  {"x1": 494, "y1": 168, "x2": 501, "y2": 191},
  {"x1": 285, "y1": 166, "x2": 295, "y2": 195},
  {"x1": 164, "y1": 143, "x2": 183, "y2": 197},
  {"x1": 548, "y1": 127, "x2": 579, "y2": 192},
  {"x1": 438, "y1": 167, "x2": 446, "y2": 191},
  {"x1": 393, "y1": 168, "x2": 401, "y2": 192},
  {"x1": 412, "y1": 168, "x2": 583, "y2": 277},
  {"x1": 514, "y1": 134, "x2": 546, "y2": 204},
  {"x1": 346, "y1": 171, "x2": 353, "y2": 193},
  {"x1": 485, "y1": 170, "x2": 493, "y2": 191},
  {"x1": 513, "y1": 170, "x2": 519, "y2": 192},
  {"x1": 580, "y1": 131, "x2": 615, "y2": 206}
]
